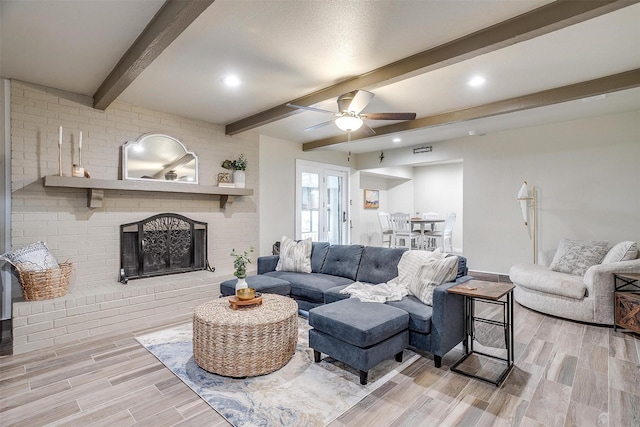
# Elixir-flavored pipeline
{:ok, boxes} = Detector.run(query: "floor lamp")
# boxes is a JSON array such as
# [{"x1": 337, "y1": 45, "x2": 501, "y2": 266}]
[{"x1": 517, "y1": 181, "x2": 537, "y2": 264}]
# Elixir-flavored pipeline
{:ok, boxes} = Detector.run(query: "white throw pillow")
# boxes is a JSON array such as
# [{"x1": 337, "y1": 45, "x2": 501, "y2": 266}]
[
  {"x1": 602, "y1": 241, "x2": 638, "y2": 264},
  {"x1": 0, "y1": 241, "x2": 59, "y2": 272},
  {"x1": 549, "y1": 238, "x2": 609, "y2": 276},
  {"x1": 275, "y1": 236, "x2": 312, "y2": 273},
  {"x1": 396, "y1": 249, "x2": 443, "y2": 288},
  {"x1": 408, "y1": 255, "x2": 459, "y2": 306}
]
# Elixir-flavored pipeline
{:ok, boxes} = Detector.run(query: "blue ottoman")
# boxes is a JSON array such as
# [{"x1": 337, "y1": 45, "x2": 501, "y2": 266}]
[
  {"x1": 220, "y1": 275, "x2": 291, "y2": 297},
  {"x1": 308, "y1": 298, "x2": 409, "y2": 385}
]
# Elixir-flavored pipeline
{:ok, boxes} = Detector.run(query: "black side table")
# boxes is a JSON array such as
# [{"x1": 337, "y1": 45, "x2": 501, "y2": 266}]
[{"x1": 447, "y1": 280, "x2": 515, "y2": 386}]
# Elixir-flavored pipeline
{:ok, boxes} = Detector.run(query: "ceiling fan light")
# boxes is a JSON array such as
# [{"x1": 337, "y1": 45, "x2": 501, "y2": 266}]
[{"x1": 335, "y1": 115, "x2": 363, "y2": 131}]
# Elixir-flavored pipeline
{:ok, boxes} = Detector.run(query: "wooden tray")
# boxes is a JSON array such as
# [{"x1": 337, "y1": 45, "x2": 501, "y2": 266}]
[{"x1": 228, "y1": 294, "x2": 263, "y2": 310}]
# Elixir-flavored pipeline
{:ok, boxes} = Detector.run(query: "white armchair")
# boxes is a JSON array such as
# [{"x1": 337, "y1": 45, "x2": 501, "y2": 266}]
[{"x1": 509, "y1": 240, "x2": 639, "y2": 324}]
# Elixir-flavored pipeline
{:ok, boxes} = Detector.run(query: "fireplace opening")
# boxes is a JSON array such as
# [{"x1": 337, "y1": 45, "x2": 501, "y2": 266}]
[{"x1": 120, "y1": 213, "x2": 211, "y2": 282}]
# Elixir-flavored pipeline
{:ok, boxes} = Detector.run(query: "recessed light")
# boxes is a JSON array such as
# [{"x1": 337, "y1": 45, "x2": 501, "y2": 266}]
[
  {"x1": 468, "y1": 76, "x2": 486, "y2": 88},
  {"x1": 392, "y1": 137, "x2": 401, "y2": 143},
  {"x1": 581, "y1": 94, "x2": 607, "y2": 102},
  {"x1": 468, "y1": 130, "x2": 485, "y2": 136},
  {"x1": 222, "y1": 75, "x2": 241, "y2": 87}
]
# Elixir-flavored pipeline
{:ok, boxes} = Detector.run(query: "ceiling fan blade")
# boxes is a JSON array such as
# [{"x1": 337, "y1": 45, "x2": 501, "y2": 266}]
[
  {"x1": 286, "y1": 103, "x2": 337, "y2": 115},
  {"x1": 362, "y1": 112, "x2": 417, "y2": 121},
  {"x1": 303, "y1": 120, "x2": 334, "y2": 132},
  {"x1": 353, "y1": 123, "x2": 376, "y2": 138},
  {"x1": 338, "y1": 90, "x2": 374, "y2": 114}
]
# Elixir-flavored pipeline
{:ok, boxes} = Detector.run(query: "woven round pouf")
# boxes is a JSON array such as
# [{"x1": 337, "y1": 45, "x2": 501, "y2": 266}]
[{"x1": 193, "y1": 294, "x2": 298, "y2": 377}]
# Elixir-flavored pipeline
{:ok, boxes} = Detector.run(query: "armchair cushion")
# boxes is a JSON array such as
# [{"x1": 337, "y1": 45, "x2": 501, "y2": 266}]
[
  {"x1": 511, "y1": 263, "x2": 586, "y2": 300},
  {"x1": 549, "y1": 238, "x2": 609, "y2": 276},
  {"x1": 602, "y1": 241, "x2": 637, "y2": 264}
]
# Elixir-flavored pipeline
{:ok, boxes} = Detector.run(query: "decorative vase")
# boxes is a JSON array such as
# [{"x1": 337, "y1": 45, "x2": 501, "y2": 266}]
[
  {"x1": 165, "y1": 170, "x2": 177, "y2": 181},
  {"x1": 233, "y1": 170, "x2": 246, "y2": 188},
  {"x1": 235, "y1": 277, "x2": 248, "y2": 292}
]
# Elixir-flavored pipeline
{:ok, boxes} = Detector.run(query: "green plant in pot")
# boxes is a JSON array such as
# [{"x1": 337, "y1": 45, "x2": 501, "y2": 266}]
[
  {"x1": 222, "y1": 154, "x2": 248, "y2": 188},
  {"x1": 230, "y1": 247, "x2": 254, "y2": 291},
  {"x1": 221, "y1": 154, "x2": 248, "y2": 171}
]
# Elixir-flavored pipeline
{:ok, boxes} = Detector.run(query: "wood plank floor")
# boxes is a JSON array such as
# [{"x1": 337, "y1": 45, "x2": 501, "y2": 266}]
[{"x1": 1, "y1": 298, "x2": 638, "y2": 426}]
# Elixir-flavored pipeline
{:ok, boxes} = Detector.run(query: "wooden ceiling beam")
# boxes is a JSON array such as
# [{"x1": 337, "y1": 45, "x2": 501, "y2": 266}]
[
  {"x1": 302, "y1": 69, "x2": 640, "y2": 151},
  {"x1": 93, "y1": 0, "x2": 214, "y2": 110},
  {"x1": 225, "y1": 0, "x2": 636, "y2": 136}
]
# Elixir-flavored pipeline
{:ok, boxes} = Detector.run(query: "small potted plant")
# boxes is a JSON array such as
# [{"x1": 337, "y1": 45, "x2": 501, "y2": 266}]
[
  {"x1": 230, "y1": 246, "x2": 254, "y2": 291},
  {"x1": 222, "y1": 154, "x2": 248, "y2": 188}
]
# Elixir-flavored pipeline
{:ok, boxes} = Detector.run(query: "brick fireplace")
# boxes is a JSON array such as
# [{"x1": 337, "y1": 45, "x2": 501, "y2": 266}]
[{"x1": 7, "y1": 81, "x2": 259, "y2": 354}]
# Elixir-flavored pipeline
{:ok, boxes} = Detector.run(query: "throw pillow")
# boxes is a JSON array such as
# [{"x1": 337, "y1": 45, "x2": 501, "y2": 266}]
[
  {"x1": 396, "y1": 249, "x2": 443, "y2": 288},
  {"x1": 408, "y1": 255, "x2": 459, "y2": 306},
  {"x1": 275, "y1": 236, "x2": 312, "y2": 273},
  {"x1": 602, "y1": 241, "x2": 638, "y2": 264},
  {"x1": 0, "y1": 241, "x2": 59, "y2": 272},
  {"x1": 549, "y1": 238, "x2": 609, "y2": 276}
]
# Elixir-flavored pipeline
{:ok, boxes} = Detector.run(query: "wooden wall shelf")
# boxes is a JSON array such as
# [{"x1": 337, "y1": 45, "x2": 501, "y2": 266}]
[{"x1": 43, "y1": 175, "x2": 253, "y2": 209}]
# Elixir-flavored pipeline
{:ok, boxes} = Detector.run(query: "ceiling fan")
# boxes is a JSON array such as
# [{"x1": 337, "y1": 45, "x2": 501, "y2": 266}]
[{"x1": 286, "y1": 89, "x2": 416, "y2": 137}]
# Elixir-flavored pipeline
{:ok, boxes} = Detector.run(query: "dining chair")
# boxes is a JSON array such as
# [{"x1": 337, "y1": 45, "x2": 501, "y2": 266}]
[
  {"x1": 389, "y1": 212, "x2": 421, "y2": 250},
  {"x1": 378, "y1": 212, "x2": 393, "y2": 247},
  {"x1": 418, "y1": 212, "x2": 440, "y2": 248},
  {"x1": 424, "y1": 212, "x2": 456, "y2": 252}
]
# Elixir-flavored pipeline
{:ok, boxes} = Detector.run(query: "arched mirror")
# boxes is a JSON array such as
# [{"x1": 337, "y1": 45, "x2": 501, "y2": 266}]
[{"x1": 122, "y1": 133, "x2": 198, "y2": 184}]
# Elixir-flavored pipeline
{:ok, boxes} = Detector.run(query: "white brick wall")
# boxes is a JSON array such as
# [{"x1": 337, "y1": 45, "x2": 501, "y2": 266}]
[
  {"x1": 9, "y1": 80, "x2": 260, "y2": 353},
  {"x1": 11, "y1": 271, "x2": 221, "y2": 354}
]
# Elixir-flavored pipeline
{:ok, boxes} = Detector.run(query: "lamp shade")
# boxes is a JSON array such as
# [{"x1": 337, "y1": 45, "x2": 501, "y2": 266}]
[
  {"x1": 335, "y1": 115, "x2": 363, "y2": 131},
  {"x1": 517, "y1": 182, "x2": 529, "y2": 226}
]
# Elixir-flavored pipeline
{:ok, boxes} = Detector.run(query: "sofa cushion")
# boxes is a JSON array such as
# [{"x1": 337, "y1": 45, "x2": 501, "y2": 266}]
[
  {"x1": 455, "y1": 255, "x2": 468, "y2": 278},
  {"x1": 311, "y1": 242, "x2": 330, "y2": 273},
  {"x1": 309, "y1": 298, "x2": 409, "y2": 348},
  {"x1": 324, "y1": 284, "x2": 351, "y2": 304},
  {"x1": 320, "y1": 245, "x2": 364, "y2": 280},
  {"x1": 264, "y1": 271, "x2": 353, "y2": 302},
  {"x1": 219, "y1": 275, "x2": 291, "y2": 297},
  {"x1": 355, "y1": 246, "x2": 407, "y2": 284},
  {"x1": 510, "y1": 263, "x2": 587, "y2": 300},
  {"x1": 549, "y1": 238, "x2": 609, "y2": 276},
  {"x1": 408, "y1": 255, "x2": 459, "y2": 306},
  {"x1": 276, "y1": 236, "x2": 312, "y2": 273},
  {"x1": 602, "y1": 241, "x2": 638, "y2": 264},
  {"x1": 386, "y1": 295, "x2": 433, "y2": 334}
]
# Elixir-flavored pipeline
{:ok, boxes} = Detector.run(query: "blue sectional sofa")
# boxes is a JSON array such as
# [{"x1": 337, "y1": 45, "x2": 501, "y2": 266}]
[{"x1": 221, "y1": 243, "x2": 473, "y2": 367}]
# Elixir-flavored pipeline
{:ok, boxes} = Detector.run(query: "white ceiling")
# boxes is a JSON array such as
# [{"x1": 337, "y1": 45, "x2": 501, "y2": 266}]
[{"x1": 1, "y1": 0, "x2": 639, "y2": 154}]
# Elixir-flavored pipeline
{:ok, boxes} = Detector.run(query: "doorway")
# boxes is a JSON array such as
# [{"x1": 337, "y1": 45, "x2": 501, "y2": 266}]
[{"x1": 296, "y1": 160, "x2": 350, "y2": 244}]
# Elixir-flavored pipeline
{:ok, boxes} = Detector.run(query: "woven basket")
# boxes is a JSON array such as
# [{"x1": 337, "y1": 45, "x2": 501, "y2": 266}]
[{"x1": 17, "y1": 262, "x2": 72, "y2": 301}]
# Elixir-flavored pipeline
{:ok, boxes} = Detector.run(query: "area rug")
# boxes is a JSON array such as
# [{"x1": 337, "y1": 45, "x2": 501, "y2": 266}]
[{"x1": 136, "y1": 317, "x2": 419, "y2": 426}]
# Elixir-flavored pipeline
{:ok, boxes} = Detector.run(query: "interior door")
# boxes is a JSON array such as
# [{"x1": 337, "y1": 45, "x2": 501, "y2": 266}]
[{"x1": 296, "y1": 160, "x2": 349, "y2": 244}]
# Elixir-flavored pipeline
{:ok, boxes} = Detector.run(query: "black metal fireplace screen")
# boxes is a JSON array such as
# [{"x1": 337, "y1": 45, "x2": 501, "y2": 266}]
[{"x1": 120, "y1": 213, "x2": 210, "y2": 282}]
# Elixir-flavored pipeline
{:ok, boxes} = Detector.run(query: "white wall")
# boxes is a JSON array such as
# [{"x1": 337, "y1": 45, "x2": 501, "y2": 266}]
[
  {"x1": 258, "y1": 134, "x2": 351, "y2": 256},
  {"x1": 413, "y1": 162, "x2": 464, "y2": 252},
  {"x1": 355, "y1": 110, "x2": 640, "y2": 273},
  {"x1": 355, "y1": 174, "x2": 391, "y2": 245}
]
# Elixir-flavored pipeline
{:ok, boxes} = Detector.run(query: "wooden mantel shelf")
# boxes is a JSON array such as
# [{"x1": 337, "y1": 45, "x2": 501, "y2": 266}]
[{"x1": 43, "y1": 175, "x2": 253, "y2": 209}]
